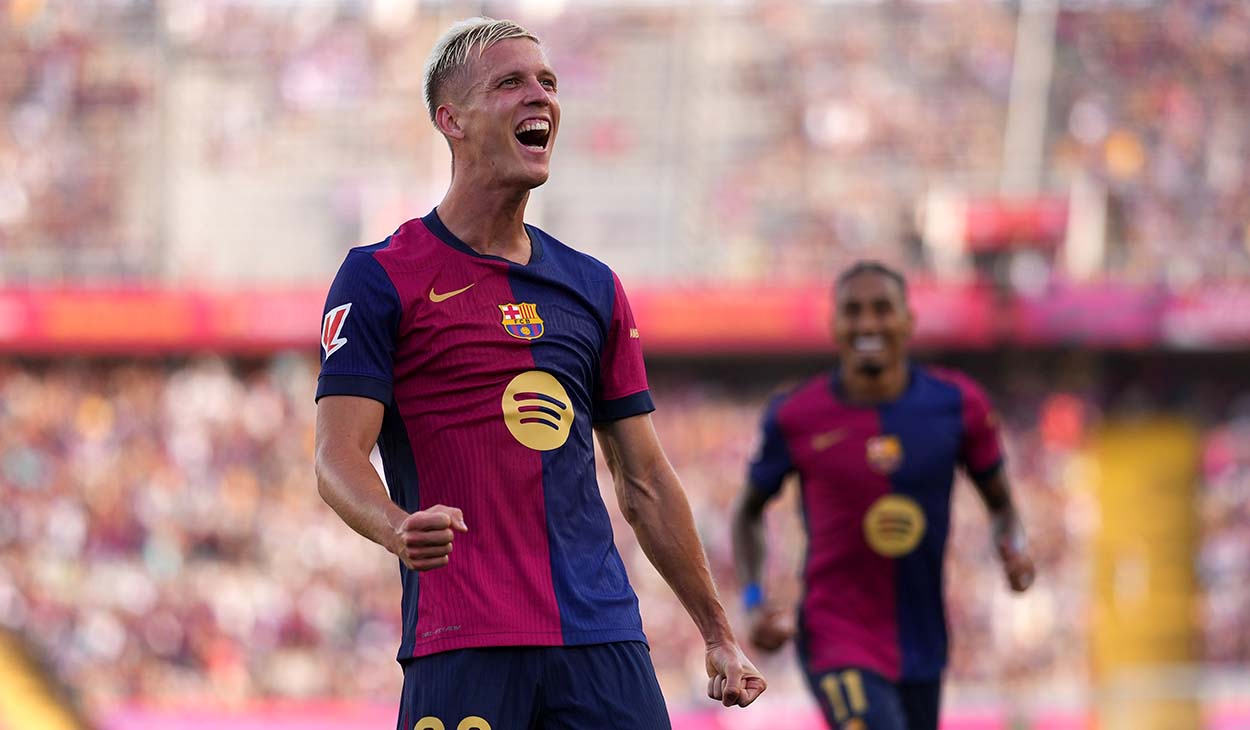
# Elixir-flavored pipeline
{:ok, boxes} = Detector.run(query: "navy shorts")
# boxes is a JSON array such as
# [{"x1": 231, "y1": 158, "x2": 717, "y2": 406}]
[
  {"x1": 803, "y1": 666, "x2": 940, "y2": 730},
  {"x1": 396, "y1": 641, "x2": 671, "y2": 730}
]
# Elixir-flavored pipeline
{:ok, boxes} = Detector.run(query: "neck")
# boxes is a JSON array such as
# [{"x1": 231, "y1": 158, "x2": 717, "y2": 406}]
[
  {"x1": 437, "y1": 169, "x2": 533, "y2": 263},
  {"x1": 839, "y1": 360, "x2": 909, "y2": 404}
]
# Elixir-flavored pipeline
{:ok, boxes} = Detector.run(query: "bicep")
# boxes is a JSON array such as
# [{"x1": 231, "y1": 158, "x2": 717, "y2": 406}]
[
  {"x1": 594, "y1": 412, "x2": 666, "y2": 476},
  {"x1": 315, "y1": 395, "x2": 385, "y2": 461}
]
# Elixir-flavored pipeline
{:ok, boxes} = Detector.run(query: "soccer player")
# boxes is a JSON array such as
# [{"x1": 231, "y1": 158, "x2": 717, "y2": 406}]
[
  {"x1": 731, "y1": 262, "x2": 1034, "y2": 730},
  {"x1": 313, "y1": 17, "x2": 764, "y2": 730}
]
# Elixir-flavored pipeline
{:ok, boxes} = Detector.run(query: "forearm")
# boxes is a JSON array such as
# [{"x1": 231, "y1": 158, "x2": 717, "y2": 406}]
[
  {"x1": 315, "y1": 446, "x2": 407, "y2": 554},
  {"x1": 974, "y1": 470, "x2": 1026, "y2": 551},
  {"x1": 618, "y1": 461, "x2": 733, "y2": 644},
  {"x1": 731, "y1": 493, "x2": 767, "y2": 589}
]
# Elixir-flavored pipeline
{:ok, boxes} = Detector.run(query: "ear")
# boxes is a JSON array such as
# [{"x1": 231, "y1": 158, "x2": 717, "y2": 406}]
[
  {"x1": 435, "y1": 104, "x2": 465, "y2": 141},
  {"x1": 903, "y1": 305, "x2": 917, "y2": 338}
]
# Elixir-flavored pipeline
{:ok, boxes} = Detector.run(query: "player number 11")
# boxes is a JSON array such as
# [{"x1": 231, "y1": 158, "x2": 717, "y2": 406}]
[
  {"x1": 414, "y1": 717, "x2": 492, "y2": 730},
  {"x1": 820, "y1": 669, "x2": 868, "y2": 723}
]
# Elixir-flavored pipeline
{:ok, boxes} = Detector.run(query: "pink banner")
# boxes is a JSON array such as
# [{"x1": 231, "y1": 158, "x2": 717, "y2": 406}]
[
  {"x1": 4, "y1": 282, "x2": 1250, "y2": 354},
  {"x1": 1163, "y1": 287, "x2": 1250, "y2": 347},
  {"x1": 95, "y1": 702, "x2": 1250, "y2": 730},
  {"x1": 98, "y1": 703, "x2": 1076, "y2": 730},
  {"x1": 1010, "y1": 284, "x2": 1163, "y2": 347}
]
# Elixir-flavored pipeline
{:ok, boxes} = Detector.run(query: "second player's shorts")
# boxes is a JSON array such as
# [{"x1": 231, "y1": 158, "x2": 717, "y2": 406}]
[
  {"x1": 803, "y1": 665, "x2": 940, "y2": 730},
  {"x1": 396, "y1": 641, "x2": 671, "y2": 730}
]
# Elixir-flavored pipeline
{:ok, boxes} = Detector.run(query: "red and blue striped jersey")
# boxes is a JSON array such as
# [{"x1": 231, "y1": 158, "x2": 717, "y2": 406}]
[
  {"x1": 316, "y1": 210, "x2": 653, "y2": 660},
  {"x1": 748, "y1": 366, "x2": 1003, "y2": 682}
]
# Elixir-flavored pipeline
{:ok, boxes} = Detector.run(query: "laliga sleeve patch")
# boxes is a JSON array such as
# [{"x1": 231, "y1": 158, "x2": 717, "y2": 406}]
[{"x1": 322, "y1": 303, "x2": 352, "y2": 358}]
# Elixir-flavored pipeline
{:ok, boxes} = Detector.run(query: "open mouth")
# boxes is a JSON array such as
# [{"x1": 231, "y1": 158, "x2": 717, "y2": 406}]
[
  {"x1": 852, "y1": 335, "x2": 885, "y2": 354},
  {"x1": 515, "y1": 119, "x2": 551, "y2": 152}
]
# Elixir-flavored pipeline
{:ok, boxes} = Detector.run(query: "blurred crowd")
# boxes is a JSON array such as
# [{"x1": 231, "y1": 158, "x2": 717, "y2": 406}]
[
  {"x1": 10, "y1": 353, "x2": 1244, "y2": 714},
  {"x1": 1198, "y1": 413, "x2": 1250, "y2": 664},
  {"x1": 1, "y1": 1, "x2": 1247, "y2": 285},
  {"x1": 0, "y1": 0, "x2": 158, "y2": 280},
  {"x1": 1049, "y1": 0, "x2": 1250, "y2": 287}
]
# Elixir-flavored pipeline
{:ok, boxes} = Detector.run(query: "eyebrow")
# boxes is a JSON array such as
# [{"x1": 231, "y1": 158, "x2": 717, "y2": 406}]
[{"x1": 490, "y1": 67, "x2": 558, "y2": 85}]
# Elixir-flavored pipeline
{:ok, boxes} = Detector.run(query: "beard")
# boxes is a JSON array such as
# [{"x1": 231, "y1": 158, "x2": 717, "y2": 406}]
[{"x1": 855, "y1": 359, "x2": 886, "y2": 378}]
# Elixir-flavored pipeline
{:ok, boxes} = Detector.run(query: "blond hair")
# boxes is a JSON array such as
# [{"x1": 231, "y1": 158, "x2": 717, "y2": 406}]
[{"x1": 423, "y1": 17, "x2": 540, "y2": 122}]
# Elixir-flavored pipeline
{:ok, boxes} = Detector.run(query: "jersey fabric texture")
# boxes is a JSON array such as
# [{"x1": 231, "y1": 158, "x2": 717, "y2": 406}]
[
  {"x1": 317, "y1": 209, "x2": 654, "y2": 661},
  {"x1": 748, "y1": 365, "x2": 1004, "y2": 683}
]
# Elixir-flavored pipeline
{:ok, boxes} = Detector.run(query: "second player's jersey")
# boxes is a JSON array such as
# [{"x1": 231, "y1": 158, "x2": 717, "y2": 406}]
[
  {"x1": 748, "y1": 366, "x2": 1003, "y2": 682},
  {"x1": 316, "y1": 210, "x2": 654, "y2": 661}
]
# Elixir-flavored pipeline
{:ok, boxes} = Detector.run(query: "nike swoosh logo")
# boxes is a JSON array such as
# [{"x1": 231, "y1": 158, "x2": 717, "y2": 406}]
[
  {"x1": 429, "y1": 283, "x2": 475, "y2": 302},
  {"x1": 811, "y1": 428, "x2": 847, "y2": 452}
]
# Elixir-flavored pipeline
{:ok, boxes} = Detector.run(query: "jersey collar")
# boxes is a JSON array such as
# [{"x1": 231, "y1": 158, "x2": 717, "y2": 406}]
[{"x1": 420, "y1": 208, "x2": 545, "y2": 265}]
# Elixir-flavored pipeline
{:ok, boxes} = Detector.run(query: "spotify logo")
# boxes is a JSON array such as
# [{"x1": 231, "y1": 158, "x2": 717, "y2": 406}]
[
  {"x1": 502, "y1": 371, "x2": 574, "y2": 451},
  {"x1": 862, "y1": 494, "x2": 926, "y2": 558}
]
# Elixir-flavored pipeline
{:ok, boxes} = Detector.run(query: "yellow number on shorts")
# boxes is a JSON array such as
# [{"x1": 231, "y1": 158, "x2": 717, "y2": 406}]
[
  {"x1": 820, "y1": 669, "x2": 868, "y2": 723},
  {"x1": 820, "y1": 674, "x2": 849, "y2": 721},
  {"x1": 413, "y1": 715, "x2": 491, "y2": 730},
  {"x1": 841, "y1": 670, "x2": 867, "y2": 713}
]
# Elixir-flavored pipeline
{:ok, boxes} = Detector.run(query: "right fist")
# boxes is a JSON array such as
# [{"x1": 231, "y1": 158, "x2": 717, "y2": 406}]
[
  {"x1": 392, "y1": 504, "x2": 468, "y2": 571},
  {"x1": 748, "y1": 606, "x2": 795, "y2": 653}
]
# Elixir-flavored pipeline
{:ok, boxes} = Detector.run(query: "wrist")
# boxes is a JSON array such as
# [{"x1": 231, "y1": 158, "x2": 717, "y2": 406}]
[
  {"x1": 384, "y1": 508, "x2": 410, "y2": 551},
  {"x1": 993, "y1": 517, "x2": 1027, "y2": 554}
]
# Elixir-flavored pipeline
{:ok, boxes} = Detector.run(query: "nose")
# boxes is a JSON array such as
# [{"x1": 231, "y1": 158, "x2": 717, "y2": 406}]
[
  {"x1": 849, "y1": 311, "x2": 882, "y2": 334},
  {"x1": 522, "y1": 77, "x2": 552, "y2": 106}
]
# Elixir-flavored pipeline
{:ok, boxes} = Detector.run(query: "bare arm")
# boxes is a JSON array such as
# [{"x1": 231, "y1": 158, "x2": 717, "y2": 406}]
[
  {"x1": 315, "y1": 395, "x2": 465, "y2": 571},
  {"x1": 731, "y1": 485, "x2": 771, "y2": 591},
  {"x1": 595, "y1": 413, "x2": 766, "y2": 707},
  {"x1": 971, "y1": 467, "x2": 1035, "y2": 592},
  {"x1": 731, "y1": 483, "x2": 795, "y2": 652}
]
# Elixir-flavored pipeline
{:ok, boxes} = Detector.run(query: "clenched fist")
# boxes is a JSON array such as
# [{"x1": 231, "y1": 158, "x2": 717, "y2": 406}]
[{"x1": 391, "y1": 504, "x2": 468, "y2": 571}]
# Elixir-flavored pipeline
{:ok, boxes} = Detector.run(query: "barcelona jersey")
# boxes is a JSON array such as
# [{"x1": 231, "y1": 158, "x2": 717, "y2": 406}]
[
  {"x1": 748, "y1": 366, "x2": 1004, "y2": 682},
  {"x1": 316, "y1": 209, "x2": 654, "y2": 661}
]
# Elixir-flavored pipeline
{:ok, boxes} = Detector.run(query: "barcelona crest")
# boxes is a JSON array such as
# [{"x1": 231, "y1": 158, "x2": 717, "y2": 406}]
[
  {"x1": 499, "y1": 302, "x2": 545, "y2": 340},
  {"x1": 866, "y1": 435, "x2": 903, "y2": 474}
]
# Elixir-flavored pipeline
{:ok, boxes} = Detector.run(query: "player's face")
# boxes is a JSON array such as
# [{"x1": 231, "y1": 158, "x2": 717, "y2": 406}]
[
  {"x1": 833, "y1": 273, "x2": 913, "y2": 378},
  {"x1": 457, "y1": 38, "x2": 559, "y2": 189}
]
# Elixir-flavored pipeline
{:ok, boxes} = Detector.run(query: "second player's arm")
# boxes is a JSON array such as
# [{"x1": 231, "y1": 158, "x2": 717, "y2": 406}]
[
  {"x1": 595, "y1": 413, "x2": 766, "y2": 707},
  {"x1": 732, "y1": 484, "x2": 795, "y2": 652},
  {"x1": 315, "y1": 395, "x2": 466, "y2": 571},
  {"x1": 971, "y1": 467, "x2": 1035, "y2": 592},
  {"x1": 731, "y1": 485, "x2": 770, "y2": 596}
]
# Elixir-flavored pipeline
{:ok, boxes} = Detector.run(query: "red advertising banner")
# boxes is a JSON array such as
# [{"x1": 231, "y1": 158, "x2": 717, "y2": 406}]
[
  {"x1": 0, "y1": 283, "x2": 997, "y2": 356},
  {"x1": 964, "y1": 196, "x2": 1069, "y2": 252},
  {"x1": 0, "y1": 282, "x2": 1246, "y2": 355}
]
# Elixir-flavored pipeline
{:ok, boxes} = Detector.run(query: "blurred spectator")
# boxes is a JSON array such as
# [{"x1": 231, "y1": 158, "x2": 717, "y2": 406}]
[
  {"x1": 1050, "y1": 1, "x2": 1250, "y2": 288},
  {"x1": 2, "y1": 1, "x2": 1248, "y2": 285},
  {"x1": 0, "y1": 355, "x2": 1109, "y2": 713}
]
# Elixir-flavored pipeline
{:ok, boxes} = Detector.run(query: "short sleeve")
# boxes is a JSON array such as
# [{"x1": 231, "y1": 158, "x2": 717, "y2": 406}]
[
  {"x1": 593, "y1": 272, "x2": 654, "y2": 422},
  {"x1": 958, "y1": 377, "x2": 1005, "y2": 481},
  {"x1": 315, "y1": 249, "x2": 402, "y2": 405},
  {"x1": 747, "y1": 395, "x2": 795, "y2": 499}
]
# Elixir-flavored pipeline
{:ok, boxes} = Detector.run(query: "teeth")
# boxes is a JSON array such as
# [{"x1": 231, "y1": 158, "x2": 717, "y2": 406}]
[
  {"x1": 854, "y1": 335, "x2": 884, "y2": 352},
  {"x1": 515, "y1": 120, "x2": 550, "y2": 134}
]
